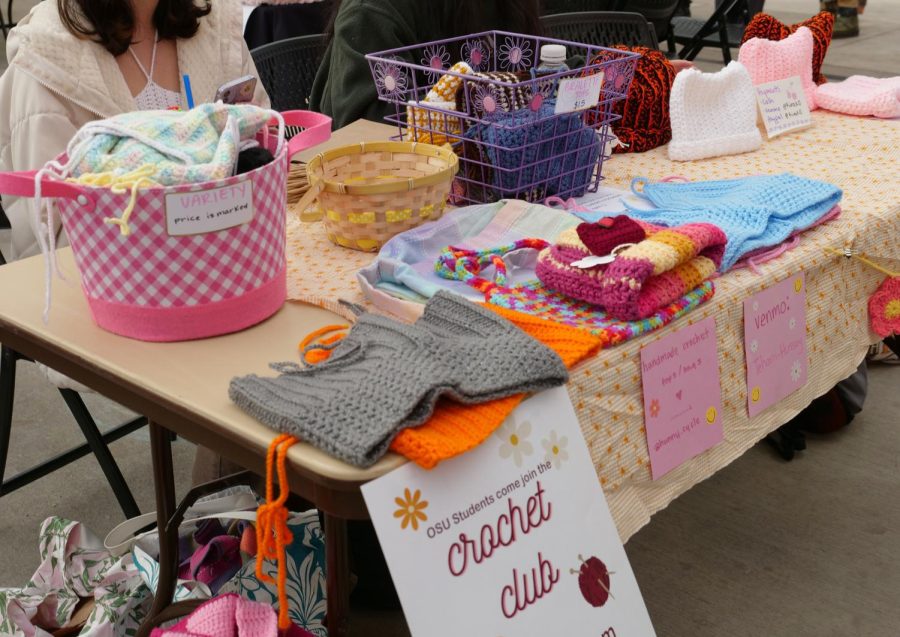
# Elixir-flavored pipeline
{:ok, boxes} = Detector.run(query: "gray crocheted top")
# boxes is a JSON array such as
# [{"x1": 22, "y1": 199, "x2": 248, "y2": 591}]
[{"x1": 229, "y1": 291, "x2": 568, "y2": 467}]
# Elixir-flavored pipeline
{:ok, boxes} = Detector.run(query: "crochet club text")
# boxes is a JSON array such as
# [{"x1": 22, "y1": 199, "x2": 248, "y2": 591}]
[{"x1": 433, "y1": 467, "x2": 562, "y2": 619}]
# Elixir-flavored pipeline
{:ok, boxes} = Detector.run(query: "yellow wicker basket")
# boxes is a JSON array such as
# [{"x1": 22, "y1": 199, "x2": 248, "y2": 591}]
[{"x1": 301, "y1": 141, "x2": 459, "y2": 252}]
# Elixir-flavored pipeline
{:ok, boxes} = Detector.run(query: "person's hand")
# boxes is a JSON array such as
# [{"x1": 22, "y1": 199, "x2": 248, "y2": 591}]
[{"x1": 670, "y1": 60, "x2": 696, "y2": 75}]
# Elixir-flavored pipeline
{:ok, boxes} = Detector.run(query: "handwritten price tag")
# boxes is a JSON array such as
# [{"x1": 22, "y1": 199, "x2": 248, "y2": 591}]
[
  {"x1": 744, "y1": 274, "x2": 808, "y2": 417},
  {"x1": 165, "y1": 179, "x2": 254, "y2": 236},
  {"x1": 362, "y1": 387, "x2": 656, "y2": 637},
  {"x1": 555, "y1": 72, "x2": 604, "y2": 114},
  {"x1": 639, "y1": 317, "x2": 723, "y2": 480},
  {"x1": 755, "y1": 76, "x2": 812, "y2": 139}
]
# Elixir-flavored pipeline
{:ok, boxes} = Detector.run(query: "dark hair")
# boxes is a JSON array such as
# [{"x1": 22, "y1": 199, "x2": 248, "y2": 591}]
[
  {"x1": 326, "y1": 0, "x2": 542, "y2": 40},
  {"x1": 58, "y1": 0, "x2": 212, "y2": 56}
]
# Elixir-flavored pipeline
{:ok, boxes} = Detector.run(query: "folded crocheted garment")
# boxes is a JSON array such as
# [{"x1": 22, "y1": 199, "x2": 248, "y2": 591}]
[
  {"x1": 464, "y1": 100, "x2": 601, "y2": 200},
  {"x1": 623, "y1": 174, "x2": 842, "y2": 271},
  {"x1": 740, "y1": 11, "x2": 834, "y2": 85},
  {"x1": 390, "y1": 305, "x2": 603, "y2": 469},
  {"x1": 436, "y1": 240, "x2": 715, "y2": 346},
  {"x1": 815, "y1": 76, "x2": 900, "y2": 119},
  {"x1": 738, "y1": 26, "x2": 818, "y2": 110},
  {"x1": 64, "y1": 103, "x2": 276, "y2": 185},
  {"x1": 536, "y1": 222, "x2": 726, "y2": 320},
  {"x1": 229, "y1": 291, "x2": 568, "y2": 467}
]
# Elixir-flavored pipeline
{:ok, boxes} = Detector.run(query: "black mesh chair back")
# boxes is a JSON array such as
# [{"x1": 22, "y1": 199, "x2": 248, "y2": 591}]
[
  {"x1": 669, "y1": 0, "x2": 753, "y2": 63},
  {"x1": 251, "y1": 34, "x2": 329, "y2": 112},
  {"x1": 619, "y1": 0, "x2": 681, "y2": 43},
  {"x1": 542, "y1": 0, "x2": 626, "y2": 15},
  {"x1": 541, "y1": 11, "x2": 659, "y2": 49},
  {"x1": 243, "y1": 1, "x2": 336, "y2": 50}
]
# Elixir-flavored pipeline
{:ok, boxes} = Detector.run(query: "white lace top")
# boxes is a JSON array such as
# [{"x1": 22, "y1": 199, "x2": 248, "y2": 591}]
[{"x1": 128, "y1": 32, "x2": 183, "y2": 110}]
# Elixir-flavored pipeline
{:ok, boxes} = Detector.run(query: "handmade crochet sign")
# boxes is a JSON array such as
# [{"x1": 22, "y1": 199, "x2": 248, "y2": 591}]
[
  {"x1": 755, "y1": 77, "x2": 812, "y2": 139},
  {"x1": 743, "y1": 274, "x2": 808, "y2": 417},
  {"x1": 639, "y1": 316, "x2": 723, "y2": 480},
  {"x1": 555, "y1": 72, "x2": 604, "y2": 114},
  {"x1": 165, "y1": 179, "x2": 254, "y2": 236},
  {"x1": 362, "y1": 387, "x2": 656, "y2": 636}
]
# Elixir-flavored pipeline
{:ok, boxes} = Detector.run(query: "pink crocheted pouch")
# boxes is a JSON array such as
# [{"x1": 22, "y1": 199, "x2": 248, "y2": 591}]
[{"x1": 536, "y1": 220, "x2": 726, "y2": 320}]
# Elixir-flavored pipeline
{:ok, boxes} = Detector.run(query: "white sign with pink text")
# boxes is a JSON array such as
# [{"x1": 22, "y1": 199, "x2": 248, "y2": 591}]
[
  {"x1": 165, "y1": 179, "x2": 254, "y2": 236},
  {"x1": 361, "y1": 387, "x2": 656, "y2": 637}
]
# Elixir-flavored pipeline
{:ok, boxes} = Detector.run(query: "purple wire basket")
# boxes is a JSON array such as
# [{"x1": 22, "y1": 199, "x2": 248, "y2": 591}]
[{"x1": 365, "y1": 31, "x2": 639, "y2": 205}]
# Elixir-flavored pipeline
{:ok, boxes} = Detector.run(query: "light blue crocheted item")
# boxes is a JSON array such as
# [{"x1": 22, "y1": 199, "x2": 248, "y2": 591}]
[
  {"x1": 622, "y1": 173, "x2": 842, "y2": 271},
  {"x1": 464, "y1": 100, "x2": 601, "y2": 199}
]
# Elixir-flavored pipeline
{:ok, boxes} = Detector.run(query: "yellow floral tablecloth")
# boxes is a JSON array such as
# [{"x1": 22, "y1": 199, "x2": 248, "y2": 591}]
[{"x1": 286, "y1": 111, "x2": 900, "y2": 541}]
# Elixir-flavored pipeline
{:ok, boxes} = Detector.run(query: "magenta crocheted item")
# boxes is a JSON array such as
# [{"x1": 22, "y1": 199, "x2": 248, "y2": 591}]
[
  {"x1": 576, "y1": 215, "x2": 648, "y2": 257},
  {"x1": 435, "y1": 240, "x2": 716, "y2": 347},
  {"x1": 869, "y1": 276, "x2": 900, "y2": 339},
  {"x1": 738, "y1": 26, "x2": 818, "y2": 110},
  {"x1": 536, "y1": 223, "x2": 725, "y2": 320}
]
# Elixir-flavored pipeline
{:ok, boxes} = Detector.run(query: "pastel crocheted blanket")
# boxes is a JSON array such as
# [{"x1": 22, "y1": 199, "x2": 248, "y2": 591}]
[
  {"x1": 536, "y1": 218, "x2": 726, "y2": 320},
  {"x1": 436, "y1": 239, "x2": 715, "y2": 347},
  {"x1": 621, "y1": 173, "x2": 842, "y2": 271}
]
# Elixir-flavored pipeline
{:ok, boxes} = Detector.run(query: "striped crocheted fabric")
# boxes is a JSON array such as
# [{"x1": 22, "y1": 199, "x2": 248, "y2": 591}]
[
  {"x1": 436, "y1": 240, "x2": 716, "y2": 347},
  {"x1": 584, "y1": 46, "x2": 676, "y2": 153},
  {"x1": 741, "y1": 12, "x2": 834, "y2": 85},
  {"x1": 536, "y1": 222, "x2": 725, "y2": 320}
]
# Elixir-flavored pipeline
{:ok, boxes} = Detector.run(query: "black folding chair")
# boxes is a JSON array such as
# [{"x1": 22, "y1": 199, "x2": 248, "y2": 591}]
[
  {"x1": 0, "y1": 0, "x2": 15, "y2": 39},
  {"x1": 620, "y1": 0, "x2": 681, "y2": 45},
  {"x1": 0, "y1": 203, "x2": 144, "y2": 518},
  {"x1": 541, "y1": 11, "x2": 659, "y2": 49},
  {"x1": 668, "y1": 0, "x2": 753, "y2": 63},
  {"x1": 251, "y1": 34, "x2": 329, "y2": 113}
]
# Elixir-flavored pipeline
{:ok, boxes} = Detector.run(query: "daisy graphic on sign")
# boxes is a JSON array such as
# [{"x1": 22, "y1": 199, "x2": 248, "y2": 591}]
[
  {"x1": 542, "y1": 430, "x2": 569, "y2": 468},
  {"x1": 789, "y1": 317, "x2": 797, "y2": 330},
  {"x1": 791, "y1": 360, "x2": 802, "y2": 382},
  {"x1": 496, "y1": 416, "x2": 533, "y2": 467},
  {"x1": 750, "y1": 339, "x2": 759, "y2": 353},
  {"x1": 393, "y1": 488, "x2": 428, "y2": 531}
]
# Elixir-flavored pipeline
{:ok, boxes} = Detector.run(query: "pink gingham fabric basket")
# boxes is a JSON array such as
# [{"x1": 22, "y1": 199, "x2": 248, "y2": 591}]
[{"x1": 0, "y1": 110, "x2": 331, "y2": 342}]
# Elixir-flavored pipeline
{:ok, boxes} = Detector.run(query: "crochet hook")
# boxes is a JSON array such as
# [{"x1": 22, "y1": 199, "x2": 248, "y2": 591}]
[{"x1": 183, "y1": 74, "x2": 195, "y2": 109}]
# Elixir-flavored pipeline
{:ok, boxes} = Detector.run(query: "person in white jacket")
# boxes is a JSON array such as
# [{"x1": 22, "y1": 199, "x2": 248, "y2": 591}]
[
  {"x1": 0, "y1": 0, "x2": 269, "y2": 260},
  {"x1": 0, "y1": 0, "x2": 269, "y2": 485}
]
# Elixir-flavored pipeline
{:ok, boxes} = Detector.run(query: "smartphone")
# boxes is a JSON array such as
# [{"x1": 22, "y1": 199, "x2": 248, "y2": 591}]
[{"x1": 215, "y1": 75, "x2": 258, "y2": 104}]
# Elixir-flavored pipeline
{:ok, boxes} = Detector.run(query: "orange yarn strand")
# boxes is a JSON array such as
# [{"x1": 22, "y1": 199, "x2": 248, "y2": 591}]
[
  {"x1": 298, "y1": 324, "x2": 349, "y2": 364},
  {"x1": 256, "y1": 434, "x2": 300, "y2": 630}
]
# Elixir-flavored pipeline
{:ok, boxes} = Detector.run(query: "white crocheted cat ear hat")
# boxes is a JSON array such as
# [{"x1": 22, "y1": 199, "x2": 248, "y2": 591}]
[{"x1": 668, "y1": 61, "x2": 762, "y2": 162}]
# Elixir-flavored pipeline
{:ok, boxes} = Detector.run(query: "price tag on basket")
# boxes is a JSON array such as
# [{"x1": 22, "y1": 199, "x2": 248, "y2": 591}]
[
  {"x1": 362, "y1": 387, "x2": 656, "y2": 637},
  {"x1": 555, "y1": 72, "x2": 605, "y2": 114},
  {"x1": 165, "y1": 179, "x2": 254, "y2": 236},
  {"x1": 755, "y1": 76, "x2": 812, "y2": 139}
]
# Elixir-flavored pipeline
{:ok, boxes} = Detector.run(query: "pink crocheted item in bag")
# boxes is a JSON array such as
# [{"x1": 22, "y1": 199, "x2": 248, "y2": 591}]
[
  {"x1": 738, "y1": 26, "x2": 818, "y2": 110},
  {"x1": 815, "y1": 76, "x2": 900, "y2": 119},
  {"x1": 150, "y1": 594, "x2": 315, "y2": 637}
]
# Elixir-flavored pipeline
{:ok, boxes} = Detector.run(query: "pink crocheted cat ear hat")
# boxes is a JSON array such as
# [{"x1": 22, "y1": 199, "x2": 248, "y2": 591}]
[
  {"x1": 816, "y1": 76, "x2": 900, "y2": 119},
  {"x1": 738, "y1": 26, "x2": 818, "y2": 110}
]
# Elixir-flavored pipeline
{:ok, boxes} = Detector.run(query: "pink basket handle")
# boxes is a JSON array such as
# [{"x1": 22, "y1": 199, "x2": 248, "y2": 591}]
[
  {"x1": 281, "y1": 110, "x2": 332, "y2": 158},
  {"x1": 0, "y1": 170, "x2": 89, "y2": 202}
]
